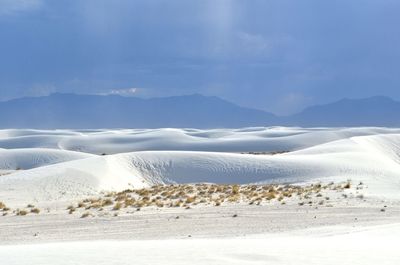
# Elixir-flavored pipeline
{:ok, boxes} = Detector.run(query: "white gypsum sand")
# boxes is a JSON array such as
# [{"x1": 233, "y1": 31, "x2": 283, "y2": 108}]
[
  {"x1": 0, "y1": 127, "x2": 399, "y2": 264},
  {"x1": 1, "y1": 223, "x2": 399, "y2": 265}
]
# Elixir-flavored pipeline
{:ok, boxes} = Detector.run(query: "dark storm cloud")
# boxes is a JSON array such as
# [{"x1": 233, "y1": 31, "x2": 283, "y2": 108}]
[{"x1": 1, "y1": 0, "x2": 400, "y2": 114}]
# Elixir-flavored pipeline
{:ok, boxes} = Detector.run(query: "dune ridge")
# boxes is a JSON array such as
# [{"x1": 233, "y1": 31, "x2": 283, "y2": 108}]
[{"x1": 1, "y1": 128, "x2": 400, "y2": 205}]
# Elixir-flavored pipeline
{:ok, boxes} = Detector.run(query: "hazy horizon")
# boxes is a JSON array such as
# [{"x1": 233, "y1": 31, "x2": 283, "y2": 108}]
[{"x1": 0, "y1": 91, "x2": 397, "y2": 116}]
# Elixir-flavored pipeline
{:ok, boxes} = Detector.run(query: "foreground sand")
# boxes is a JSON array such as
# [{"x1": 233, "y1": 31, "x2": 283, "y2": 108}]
[
  {"x1": 1, "y1": 190, "x2": 399, "y2": 244},
  {"x1": 0, "y1": 183, "x2": 398, "y2": 264},
  {"x1": 2, "y1": 224, "x2": 400, "y2": 265},
  {"x1": 0, "y1": 198, "x2": 399, "y2": 265}
]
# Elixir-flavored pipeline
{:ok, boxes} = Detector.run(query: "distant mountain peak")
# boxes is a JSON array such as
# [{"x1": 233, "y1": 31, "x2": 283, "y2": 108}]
[
  {"x1": 0, "y1": 93, "x2": 276, "y2": 129},
  {"x1": 290, "y1": 96, "x2": 400, "y2": 127},
  {"x1": 0, "y1": 93, "x2": 399, "y2": 128}
]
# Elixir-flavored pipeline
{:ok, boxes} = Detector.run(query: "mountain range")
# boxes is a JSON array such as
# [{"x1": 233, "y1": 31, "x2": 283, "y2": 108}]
[{"x1": 0, "y1": 93, "x2": 399, "y2": 128}]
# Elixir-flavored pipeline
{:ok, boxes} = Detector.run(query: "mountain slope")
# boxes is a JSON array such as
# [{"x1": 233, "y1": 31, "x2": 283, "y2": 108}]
[
  {"x1": 287, "y1": 96, "x2": 400, "y2": 126},
  {"x1": 0, "y1": 93, "x2": 277, "y2": 129},
  {"x1": 1, "y1": 94, "x2": 400, "y2": 128}
]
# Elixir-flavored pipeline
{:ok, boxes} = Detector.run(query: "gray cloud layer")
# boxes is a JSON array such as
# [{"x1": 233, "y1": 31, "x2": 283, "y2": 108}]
[{"x1": 1, "y1": 0, "x2": 400, "y2": 114}]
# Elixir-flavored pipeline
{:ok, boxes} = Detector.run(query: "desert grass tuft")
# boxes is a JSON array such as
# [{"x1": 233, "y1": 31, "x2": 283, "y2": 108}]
[
  {"x1": 69, "y1": 181, "x2": 350, "y2": 216},
  {"x1": 30, "y1": 208, "x2": 40, "y2": 214},
  {"x1": 16, "y1": 209, "x2": 28, "y2": 216},
  {"x1": 113, "y1": 202, "x2": 123, "y2": 211}
]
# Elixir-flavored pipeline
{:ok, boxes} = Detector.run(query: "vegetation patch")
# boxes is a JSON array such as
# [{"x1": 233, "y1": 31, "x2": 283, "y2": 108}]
[{"x1": 65, "y1": 181, "x2": 356, "y2": 217}]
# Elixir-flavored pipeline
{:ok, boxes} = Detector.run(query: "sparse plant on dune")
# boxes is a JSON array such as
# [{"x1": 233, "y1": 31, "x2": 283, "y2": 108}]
[
  {"x1": 227, "y1": 194, "x2": 240, "y2": 202},
  {"x1": 185, "y1": 196, "x2": 196, "y2": 204},
  {"x1": 102, "y1": 199, "x2": 114, "y2": 207},
  {"x1": 124, "y1": 198, "x2": 136, "y2": 207},
  {"x1": 16, "y1": 209, "x2": 28, "y2": 216},
  {"x1": 265, "y1": 192, "x2": 276, "y2": 200},
  {"x1": 113, "y1": 202, "x2": 123, "y2": 211},
  {"x1": 232, "y1": 185, "x2": 239, "y2": 195},
  {"x1": 343, "y1": 181, "x2": 351, "y2": 189},
  {"x1": 31, "y1": 208, "x2": 40, "y2": 214}
]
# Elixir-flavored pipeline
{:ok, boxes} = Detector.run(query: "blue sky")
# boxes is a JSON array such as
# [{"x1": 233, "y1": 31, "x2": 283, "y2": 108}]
[{"x1": 0, "y1": 0, "x2": 400, "y2": 114}]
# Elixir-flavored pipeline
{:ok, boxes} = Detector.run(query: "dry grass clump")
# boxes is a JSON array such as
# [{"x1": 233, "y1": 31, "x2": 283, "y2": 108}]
[
  {"x1": 102, "y1": 199, "x2": 114, "y2": 206},
  {"x1": 68, "y1": 180, "x2": 353, "y2": 217},
  {"x1": 16, "y1": 209, "x2": 28, "y2": 216},
  {"x1": 113, "y1": 202, "x2": 123, "y2": 211},
  {"x1": 0, "y1": 202, "x2": 11, "y2": 214},
  {"x1": 66, "y1": 204, "x2": 77, "y2": 214},
  {"x1": 185, "y1": 196, "x2": 196, "y2": 204},
  {"x1": 30, "y1": 208, "x2": 40, "y2": 214},
  {"x1": 343, "y1": 181, "x2": 351, "y2": 189}
]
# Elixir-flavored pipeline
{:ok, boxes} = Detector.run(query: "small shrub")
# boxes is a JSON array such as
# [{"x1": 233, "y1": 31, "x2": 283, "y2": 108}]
[
  {"x1": 173, "y1": 201, "x2": 182, "y2": 207},
  {"x1": 265, "y1": 192, "x2": 276, "y2": 200},
  {"x1": 227, "y1": 195, "x2": 240, "y2": 202},
  {"x1": 113, "y1": 202, "x2": 123, "y2": 211},
  {"x1": 17, "y1": 210, "x2": 28, "y2": 216},
  {"x1": 185, "y1": 196, "x2": 196, "y2": 204},
  {"x1": 102, "y1": 199, "x2": 113, "y2": 206},
  {"x1": 343, "y1": 182, "x2": 351, "y2": 189},
  {"x1": 232, "y1": 185, "x2": 239, "y2": 195},
  {"x1": 30, "y1": 208, "x2": 40, "y2": 214}
]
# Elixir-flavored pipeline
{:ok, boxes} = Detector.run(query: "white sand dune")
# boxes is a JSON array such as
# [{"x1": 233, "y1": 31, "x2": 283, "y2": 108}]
[
  {"x1": 1, "y1": 128, "x2": 400, "y2": 264},
  {"x1": 0, "y1": 154, "x2": 147, "y2": 205},
  {"x1": 1, "y1": 130, "x2": 400, "y2": 204},
  {"x1": 0, "y1": 148, "x2": 94, "y2": 170},
  {"x1": 1, "y1": 127, "x2": 400, "y2": 154}
]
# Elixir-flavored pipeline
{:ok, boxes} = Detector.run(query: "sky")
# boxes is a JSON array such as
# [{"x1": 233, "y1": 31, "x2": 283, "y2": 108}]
[{"x1": 0, "y1": 0, "x2": 400, "y2": 115}]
